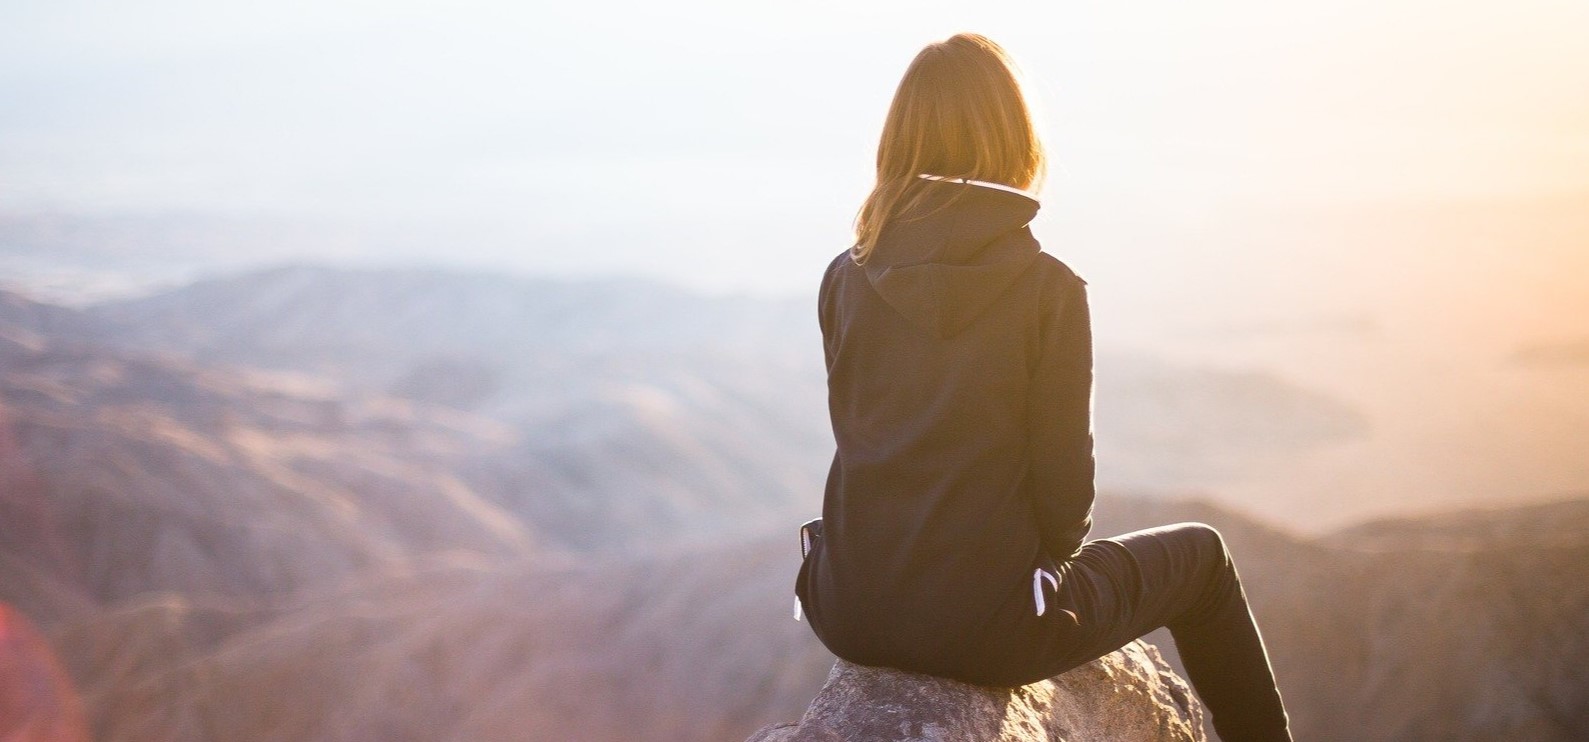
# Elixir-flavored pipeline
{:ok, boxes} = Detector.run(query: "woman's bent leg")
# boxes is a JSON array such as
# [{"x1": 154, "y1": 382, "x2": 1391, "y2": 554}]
[{"x1": 1057, "y1": 522, "x2": 1292, "y2": 742}]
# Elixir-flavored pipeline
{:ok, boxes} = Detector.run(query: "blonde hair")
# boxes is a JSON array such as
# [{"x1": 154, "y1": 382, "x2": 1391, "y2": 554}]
[{"x1": 851, "y1": 33, "x2": 1048, "y2": 264}]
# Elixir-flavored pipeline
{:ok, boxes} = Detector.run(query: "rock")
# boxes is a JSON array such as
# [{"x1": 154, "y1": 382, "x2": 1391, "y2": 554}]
[{"x1": 745, "y1": 640, "x2": 1205, "y2": 742}]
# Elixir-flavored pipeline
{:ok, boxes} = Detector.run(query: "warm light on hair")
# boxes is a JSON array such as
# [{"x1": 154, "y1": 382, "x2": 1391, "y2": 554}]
[{"x1": 851, "y1": 33, "x2": 1048, "y2": 264}]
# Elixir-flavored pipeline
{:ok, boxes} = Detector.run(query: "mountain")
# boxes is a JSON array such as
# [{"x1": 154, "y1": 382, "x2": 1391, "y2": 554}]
[
  {"x1": 31, "y1": 494, "x2": 1589, "y2": 742},
  {"x1": 48, "y1": 535, "x2": 832, "y2": 742},
  {"x1": 87, "y1": 267, "x2": 838, "y2": 549},
  {"x1": 3, "y1": 283, "x2": 826, "y2": 557},
  {"x1": 0, "y1": 296, "x2": 536, "y2": 624},
  {"x1": 1322, "y1": 497, "x2": 1589, "y2": 551},
  {"x1": 1093, "y1": 497, "x2": 1589, "y2": 741},
  {"x1": 4, "y1": 271, "x2": 1583, "y2": 740},
  {"x1": 80, "y1": 264, "x2": 1371, "y2": 529}
]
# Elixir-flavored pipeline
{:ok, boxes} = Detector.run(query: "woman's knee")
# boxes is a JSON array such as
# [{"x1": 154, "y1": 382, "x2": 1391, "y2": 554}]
[
  {"x1": 1168, "y1": 522, "x2": 1245, "y2": 625},
  {"x1": 1170, "y1": 521, "x2": 1231, "y2": 562}
]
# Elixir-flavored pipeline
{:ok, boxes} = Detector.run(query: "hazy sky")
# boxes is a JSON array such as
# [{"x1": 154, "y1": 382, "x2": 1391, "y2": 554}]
[{"x1": 2, "y1": 0, "x2": 1586, "y2": 294}]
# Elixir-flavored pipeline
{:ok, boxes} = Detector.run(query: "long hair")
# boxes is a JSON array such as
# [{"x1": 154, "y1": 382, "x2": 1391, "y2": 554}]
[{"x1": 850, "y1": 33, "x2": 1048, "y2": 264}]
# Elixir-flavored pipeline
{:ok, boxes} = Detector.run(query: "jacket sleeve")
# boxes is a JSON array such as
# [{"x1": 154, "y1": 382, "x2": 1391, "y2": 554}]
[
  {"x1": 817, "y1": 255, "x2": 842, "y2": 369},
  {"x1": 1028, "y1": 271, "x2": 1097, "y2": 560}
]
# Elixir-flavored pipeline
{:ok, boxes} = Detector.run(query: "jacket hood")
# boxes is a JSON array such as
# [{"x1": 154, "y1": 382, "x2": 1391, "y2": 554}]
[{"x1": 863, "y1": 181, "x2": 1042, "y2": 339}]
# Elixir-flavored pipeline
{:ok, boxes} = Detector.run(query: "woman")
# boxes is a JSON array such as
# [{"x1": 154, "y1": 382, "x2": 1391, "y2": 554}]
[{"x1": 793, "y1": 33, "x2": 1293, "y2": 741}]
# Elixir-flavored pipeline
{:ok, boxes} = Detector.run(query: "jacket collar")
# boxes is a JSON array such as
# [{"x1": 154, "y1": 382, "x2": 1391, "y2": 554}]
[
  {"x1": 863, "y1": 175, "x2": 1043, "y2": 339},
  {"x1": 917, "y1": 173, "x2": 1041, "y2": 204}
]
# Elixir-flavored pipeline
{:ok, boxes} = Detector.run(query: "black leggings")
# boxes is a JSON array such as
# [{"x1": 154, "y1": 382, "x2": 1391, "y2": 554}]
[{"x1": 1031, "y1": 522, "x2": 1292, "y2": 741}]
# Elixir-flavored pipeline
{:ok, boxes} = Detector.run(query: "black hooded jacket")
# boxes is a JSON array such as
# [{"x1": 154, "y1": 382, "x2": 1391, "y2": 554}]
[{"x1": 796, "y1": 178, "x2": 1096, "y2": 678}]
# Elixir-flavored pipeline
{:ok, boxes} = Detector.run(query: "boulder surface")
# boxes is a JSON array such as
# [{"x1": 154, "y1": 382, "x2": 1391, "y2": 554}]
[{"x1": 746, "y1": 640, "x2": 1206, "y2": 742}]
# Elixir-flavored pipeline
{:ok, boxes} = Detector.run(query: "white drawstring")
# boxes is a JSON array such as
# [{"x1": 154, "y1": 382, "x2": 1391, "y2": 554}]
[
  {"x1": 794, "y1": 523, "x2": 816, "y2": 621},
  {"x1": 917, "y1": 173, "x2": 1041, "y2": 201},
  {"x1": 1033, "y1": 567, "x2": 1059, "y2": 616}
]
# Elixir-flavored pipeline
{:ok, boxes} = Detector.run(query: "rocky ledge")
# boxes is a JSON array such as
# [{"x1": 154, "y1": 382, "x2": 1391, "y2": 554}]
[{"x1": 746, "y1": 640, "x2": 1205, "y2": 742}]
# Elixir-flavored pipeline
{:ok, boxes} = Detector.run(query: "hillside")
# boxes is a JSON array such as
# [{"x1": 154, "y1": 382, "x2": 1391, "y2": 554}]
[
  {"x1": 83, "y1": 265, "x2": 1371, "y2": 526},
  {"x1": 0, "y1": 302, "x2": 535, "y2": 626},
  {"x1": 1094, "y1": 498, "x2": 1589, "y2": 740},
  {"x1": 27, "y1": 495, "x2": 1589, "y2": 741},
  {"x1": 1, "y1": 272, "x2": 1585, "y2": 740},
  {"x1": 2, "y1": 285, "x2": 822, "y2": 557}
]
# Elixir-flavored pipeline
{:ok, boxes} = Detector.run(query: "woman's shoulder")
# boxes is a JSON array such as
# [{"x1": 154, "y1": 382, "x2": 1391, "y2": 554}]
[
  {"x1": 818, "y1": 249, "x2": 867, "y2": 298},
  {"x1": 1022, "y1": 252, "x2": 1089, "y2": 318},
  {"x1": 824, "y1": 249, "x2": 854, "y2": 275},
  {"x1": 817, "y1": 250, "x2": 858, "y2": 328},
  {"x1": 1030, "y1": 251, "x2": 1087, "y2": 288}
]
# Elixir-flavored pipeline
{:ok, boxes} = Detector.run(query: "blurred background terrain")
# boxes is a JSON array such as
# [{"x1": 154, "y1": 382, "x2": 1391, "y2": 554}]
[{"x1": 2, "y1": 0, "x2": 1587, "y2": 740}]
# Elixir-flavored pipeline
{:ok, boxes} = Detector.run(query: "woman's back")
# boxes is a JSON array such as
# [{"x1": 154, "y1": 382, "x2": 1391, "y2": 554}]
[{"x1": 797, "y1": 180, "x2": 1096, "y2": 678}]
